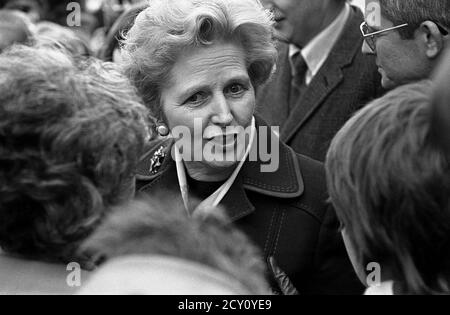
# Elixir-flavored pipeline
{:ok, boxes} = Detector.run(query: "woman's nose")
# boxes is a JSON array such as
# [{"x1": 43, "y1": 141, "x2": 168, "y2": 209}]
[{"x1": 211, "y1": 94, "x2": 233, "y2": 126}]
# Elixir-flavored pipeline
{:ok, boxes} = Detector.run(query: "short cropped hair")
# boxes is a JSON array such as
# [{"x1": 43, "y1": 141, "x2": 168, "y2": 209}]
[
  {"x1": 379, "y1": 0, "x2": 450, "y2": 39},
  {"x1": 81, "y1": 197, "x2": 269, "y2": 294},
  {"x1": 0, "y1": 46, "x2": 150, "y2": 265},
  {"x1": 121, "y1": 0, "x2": 277, "y2": 120},
  {"x1": 325, "y1": 81, "x2": 450, "y2": 294}
]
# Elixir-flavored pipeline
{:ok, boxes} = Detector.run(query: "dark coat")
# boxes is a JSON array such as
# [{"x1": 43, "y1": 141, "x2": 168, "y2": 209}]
[
  {"x1": 135, "y1": 117, "x2": 363, "y2": 295},
  {"x1": 256, "y1": 6, "x2": 384, "y2": 162}
]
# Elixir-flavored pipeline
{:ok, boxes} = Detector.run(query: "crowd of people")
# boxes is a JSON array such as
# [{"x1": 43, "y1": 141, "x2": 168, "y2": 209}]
[{"x1": 0, "y1": 0, "x2": 448, "y2": 295}]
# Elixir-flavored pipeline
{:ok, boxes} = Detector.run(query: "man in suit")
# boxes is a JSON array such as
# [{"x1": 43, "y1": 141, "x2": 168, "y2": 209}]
[
  {"x1": 257, "y1": 0, "x2": 384, "y2": 162},
  {"x1": 361, "y1": 0, "x2": 449, "y2": 90}
]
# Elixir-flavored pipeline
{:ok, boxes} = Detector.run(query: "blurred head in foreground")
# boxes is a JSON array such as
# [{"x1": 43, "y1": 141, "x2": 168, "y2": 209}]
[
  {"x1": 34, "y1": 21, "x2": 92, "y2": 57},
  {"x1": 0, "y1": 46, "x2": 149, "y2": 266},
  {"x1": 0, "y1": 9, "x2": 33, "y2": 53},
  {"x1": 2, "y1": 0, "x2": 46, "y2": 23},
  {"x1": 80, "y1": 198, "x2": 270, "y2": 295},
  {"x1": 326, "y1": 81, "x2": 450, "y2": 294}
]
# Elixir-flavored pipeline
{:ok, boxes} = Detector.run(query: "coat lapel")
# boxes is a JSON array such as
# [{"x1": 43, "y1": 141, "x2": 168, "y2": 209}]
[
  {"x1": 241, "y1": 116, "x2": 304, "y2": 198},
  {"x1": 281, "y1": 6, "x2": 364, "y2": 143}
]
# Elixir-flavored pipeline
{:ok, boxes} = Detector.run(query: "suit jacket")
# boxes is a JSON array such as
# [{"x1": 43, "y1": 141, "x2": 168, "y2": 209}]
[
  {"x1": 135, "y1": 117, "x2": 363, "y2": 295},
  {"x1": 256, "y1": 6, "x2": 384, "y2": 162}
]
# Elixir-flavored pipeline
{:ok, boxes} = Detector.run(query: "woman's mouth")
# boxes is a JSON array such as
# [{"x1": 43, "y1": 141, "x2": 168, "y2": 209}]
[{"x1": 209, "y1": 134, "x2": 238, "y2": 149}]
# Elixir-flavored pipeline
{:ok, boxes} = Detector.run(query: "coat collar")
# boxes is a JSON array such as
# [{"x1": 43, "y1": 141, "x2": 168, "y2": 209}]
[
  {"x1": 136, "y1": 116, "x2": 304, "y2": 222},
  {"x1": 241, "y1": 116, "x2": 304, "y2": 198},
  {"x1": 281, "y1": 6, "x2": 365, "y2": 143}
]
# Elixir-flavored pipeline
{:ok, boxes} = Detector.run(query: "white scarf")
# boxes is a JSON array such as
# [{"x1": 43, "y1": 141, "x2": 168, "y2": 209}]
[{"x1": 174, "y1": 117, "x2": 256, "y2": 219}]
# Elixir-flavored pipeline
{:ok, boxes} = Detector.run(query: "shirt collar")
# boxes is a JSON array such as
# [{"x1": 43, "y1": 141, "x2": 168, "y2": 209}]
[{"x1": 289, "y1": 3, "x2": 351, "y2": 84}]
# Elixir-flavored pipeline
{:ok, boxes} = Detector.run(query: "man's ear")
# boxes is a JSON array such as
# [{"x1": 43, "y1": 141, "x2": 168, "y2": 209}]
[{"x1": 418, "y1": 21, "x2": 445, "y2": 59}]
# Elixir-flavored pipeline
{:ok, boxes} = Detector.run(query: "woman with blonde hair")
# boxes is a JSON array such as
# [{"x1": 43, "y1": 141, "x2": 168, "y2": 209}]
[{"x1": 122, "y1": 0, "x2": 361, "y2": 294}]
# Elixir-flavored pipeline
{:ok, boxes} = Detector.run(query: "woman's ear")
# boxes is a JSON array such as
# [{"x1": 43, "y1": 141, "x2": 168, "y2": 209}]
[{"x1": 419, "y1": 21, "x2": 445, "y2": 59}]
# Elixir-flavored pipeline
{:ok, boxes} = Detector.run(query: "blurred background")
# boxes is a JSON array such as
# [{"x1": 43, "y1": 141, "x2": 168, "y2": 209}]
[{"x1": 0, "y1": 0, "x2": 368, "y2": 60}]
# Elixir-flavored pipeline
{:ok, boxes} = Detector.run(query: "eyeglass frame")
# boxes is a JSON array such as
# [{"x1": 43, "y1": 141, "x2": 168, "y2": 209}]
[
  {"x1": 360, "y1": 21, "x2": 449, "y2": 52},
  {"x1": 360, "y1": 21, "x2": 409, "y2": 51}
]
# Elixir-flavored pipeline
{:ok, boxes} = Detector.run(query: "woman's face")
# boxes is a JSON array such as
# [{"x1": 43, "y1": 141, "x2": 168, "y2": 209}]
[{"x1": 160, "y1": 43, "x2": 255, "y2": 175}]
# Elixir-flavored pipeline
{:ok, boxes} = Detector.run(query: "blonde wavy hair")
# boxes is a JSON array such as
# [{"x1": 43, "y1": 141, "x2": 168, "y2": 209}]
[{"x1": 121, "y1": 0, "x2": 277, "y2": 120}]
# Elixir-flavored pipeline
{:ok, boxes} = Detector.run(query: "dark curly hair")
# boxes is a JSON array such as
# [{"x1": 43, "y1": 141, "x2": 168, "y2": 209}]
[{"x1": 0, "y1": 46, "x2": 150, "y2": 265}]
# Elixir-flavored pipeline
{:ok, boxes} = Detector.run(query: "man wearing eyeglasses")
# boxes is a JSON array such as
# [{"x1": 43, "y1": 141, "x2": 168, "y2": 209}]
[
  {"x1": 361, "y1": 0, "x2": 449, "y2": 90},
  {"x1": 256, "y1": 0, "x2": 384, "y2": 162}
]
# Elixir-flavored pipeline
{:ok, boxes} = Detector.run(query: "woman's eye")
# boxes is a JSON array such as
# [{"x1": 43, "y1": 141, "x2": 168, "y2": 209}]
[
  {"x1": 184, "y1": 92, "x2": 207, "y2": 105},
  {"x1": 225, "y1": 83, "x2": 246, "y2": 96}
]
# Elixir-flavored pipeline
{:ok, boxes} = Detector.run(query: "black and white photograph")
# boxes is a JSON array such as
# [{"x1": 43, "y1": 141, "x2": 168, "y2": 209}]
[{"x1": 0, "y1": 0, "x2": 449, "y2": 300}]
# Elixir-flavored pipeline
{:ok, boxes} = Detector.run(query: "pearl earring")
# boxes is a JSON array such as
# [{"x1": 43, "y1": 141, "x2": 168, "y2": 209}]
[{"x1": 156, "y1": 124, "x2": 169, "y2": 137}]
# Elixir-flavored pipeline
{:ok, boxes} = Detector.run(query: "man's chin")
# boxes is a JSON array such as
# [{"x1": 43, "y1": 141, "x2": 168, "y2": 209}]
[
  {"x1": 381, "y1": 76, "x2": 399, "y2": 90},
  {"x1": 273, "y1": 23, "x2": 292, "y2": 43}
]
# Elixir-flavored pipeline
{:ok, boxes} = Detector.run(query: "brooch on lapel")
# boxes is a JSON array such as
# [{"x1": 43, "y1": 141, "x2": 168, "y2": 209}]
[{"x1": 149, "y1": 146, "x2": 166, "y2": 175}]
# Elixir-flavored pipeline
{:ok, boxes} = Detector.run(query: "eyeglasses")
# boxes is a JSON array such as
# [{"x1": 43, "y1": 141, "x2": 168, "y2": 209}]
[
  {"x1": 360, "y1": 21, "x2": 449, "y2": 52},
  {"x1": 360, "y1": 21, "x2": 409, "y2": 51},
  {"x1": 436, "y1": 23, "x2": 449, "y2": 36}
]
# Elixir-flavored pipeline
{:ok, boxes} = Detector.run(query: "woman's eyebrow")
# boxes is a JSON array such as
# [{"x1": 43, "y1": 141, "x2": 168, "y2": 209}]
[
  {"x1": 227, "y1": 75, "x2": 251, "y2": 83},
  {"x1": 178, "y1": 84, "x2": 210, "y2": 99},
  {"x1": 177, "y1": 73, "x2": 251, "y2": 99}
]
